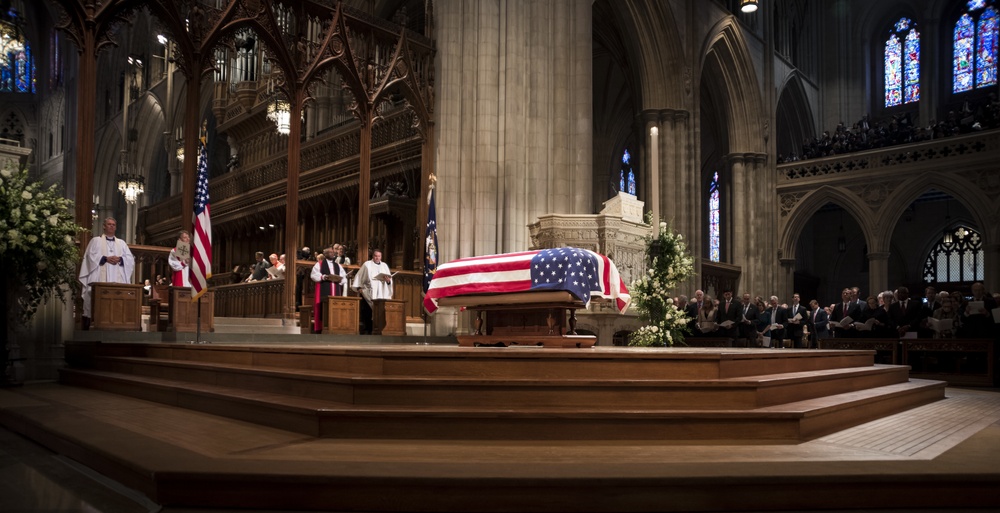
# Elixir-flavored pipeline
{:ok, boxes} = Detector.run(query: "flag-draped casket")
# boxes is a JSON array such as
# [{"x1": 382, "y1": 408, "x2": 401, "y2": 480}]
[{"x1": 423, "y1": 247, "x2": 630, "y2": 314}]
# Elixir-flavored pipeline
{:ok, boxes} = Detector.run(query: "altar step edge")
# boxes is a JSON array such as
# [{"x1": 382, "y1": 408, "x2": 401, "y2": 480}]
[{"x1": 57, "y1": 364, "x2": 944, "y2": 442}]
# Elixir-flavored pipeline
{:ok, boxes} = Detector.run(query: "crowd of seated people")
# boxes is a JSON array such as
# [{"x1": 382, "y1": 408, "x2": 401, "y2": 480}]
[
  {"x1": 678, "y1": 283, "x2": 998, "y2": 348},
  {"x1": 778, "y1": 94, "x2": 1000, "y2": 163}
]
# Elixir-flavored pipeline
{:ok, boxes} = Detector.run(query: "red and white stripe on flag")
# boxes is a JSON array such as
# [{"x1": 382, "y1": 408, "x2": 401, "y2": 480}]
[
  {"x1": 422, "y1": 248, "x2": 630, "y2": 314},
  {"x1": 191, "y1": 139, "x2": 212, "y2": 300}
]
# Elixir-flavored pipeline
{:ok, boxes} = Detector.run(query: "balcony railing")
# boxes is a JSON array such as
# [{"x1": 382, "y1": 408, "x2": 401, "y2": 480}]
[{"x1": 777, "y1": 129, "x2": 999, "y2": 185}]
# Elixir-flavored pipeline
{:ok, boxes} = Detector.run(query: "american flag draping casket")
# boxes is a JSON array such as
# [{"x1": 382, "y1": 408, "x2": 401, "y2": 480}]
[{"x1": 423, "y1": 247, "x2": 631, "y2": 314}]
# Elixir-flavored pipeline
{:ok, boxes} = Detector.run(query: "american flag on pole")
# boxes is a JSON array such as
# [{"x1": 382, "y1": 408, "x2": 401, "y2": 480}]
[
  {"x1": 190, "y1": 135, "x2": 212, "y2": 300},
  {"x1": 422, "y1": 175, "x2": 438, "y2": 295},
  {"x1": 422, "y1": 247, "x2": 630, "y2": 314}
]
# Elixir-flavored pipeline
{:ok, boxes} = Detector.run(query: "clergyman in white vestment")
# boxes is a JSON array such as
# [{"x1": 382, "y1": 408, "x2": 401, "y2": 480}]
[
  {"x1": 352, "y1": 249, "x2": 393, "y2": 334},
  {"x1": 79, "y1": 217, "x2": 135, "y2": 319}
]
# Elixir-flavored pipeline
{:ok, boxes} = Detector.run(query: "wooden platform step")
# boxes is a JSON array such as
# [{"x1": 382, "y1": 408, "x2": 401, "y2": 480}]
[
  {"x1": 66, "y1": 342, "x2": 882, "y2": 380},
  {"x1": 87, "y1": 355, "x2": 913, "y2": 410},
  {"x1": 57, "y1": 366, "x2": 944, "y2": 441}
]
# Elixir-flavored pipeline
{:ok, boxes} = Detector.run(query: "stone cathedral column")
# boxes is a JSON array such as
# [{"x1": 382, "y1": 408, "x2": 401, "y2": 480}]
[
  {"x1": 644, "y1": 108, "x2": 698, "y2": 294},
  {"x1": 723, "y1": 152, "x2": 769, "y2": 296},
  {"x1": 434, "y1": 0, "x2": 592, "y2": 259},
  {"x1": 867, "y1": 251, "x2": 891, "y2": 298}
]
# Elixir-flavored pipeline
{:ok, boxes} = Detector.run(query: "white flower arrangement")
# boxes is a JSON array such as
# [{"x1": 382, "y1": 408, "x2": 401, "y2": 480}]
[
  {"x1": 628, "y1": 216, "x2": 695, "y2": 347},
  {"x1": 0, "y1": 162, "x2": 82, "y2": 327}
]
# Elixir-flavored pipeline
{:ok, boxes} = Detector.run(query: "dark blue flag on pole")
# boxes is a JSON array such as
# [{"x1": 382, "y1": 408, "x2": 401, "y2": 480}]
[{"x1": 423, "y1": 175, "x2": 438, "y2": 294}]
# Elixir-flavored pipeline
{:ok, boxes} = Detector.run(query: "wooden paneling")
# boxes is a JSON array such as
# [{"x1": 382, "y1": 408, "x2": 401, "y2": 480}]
[
  {"x1": 323, "y1": 296, "x2": 360, "y2": 335},
  {"x1": 91, "y1": 283, "x2": 143, "y2": 331}
]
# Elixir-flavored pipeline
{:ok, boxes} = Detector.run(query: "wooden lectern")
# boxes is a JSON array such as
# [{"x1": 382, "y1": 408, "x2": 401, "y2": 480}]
[
  {"x1": 167, "y1": 287, "x2": 215, "y2": 333},
  {"x1": 373, "y1": 299, "x2": 406, "y2": 336},
  {"x1": 322, "y1": 296, "x2": 361, "y2": 334},
  {"x1": 91, "y1": 283, "x2": 143, "y2": 331}
]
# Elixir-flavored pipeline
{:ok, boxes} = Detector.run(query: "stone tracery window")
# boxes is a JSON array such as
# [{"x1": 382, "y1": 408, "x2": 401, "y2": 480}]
[
  {"x1": 953, "y1": 1, "x2": 997, "y2": 93},
  {"x1": 884, "y1": 17, "x2": 920, "y2": 107},
  {"x1": 923, "y1": 225, "x2": 984, "y2": 283}
]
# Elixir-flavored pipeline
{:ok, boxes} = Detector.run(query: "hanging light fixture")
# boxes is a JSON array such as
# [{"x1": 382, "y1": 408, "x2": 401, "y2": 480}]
[
  {"x1": 117, "y1": 151, "x2": 145, "y2": 204},
  {"x1": 267, "y1": 96, "x2": 292, "y2": 135},
  {"x1": 175, "y1": 138, "x2": 185, "y2": 163},
  {"x1": 740, "y1": 0, "x2": 759, "y2": 13},
  {"x1": 117, "y1": 55, "x2": 145, "y2": 205}
]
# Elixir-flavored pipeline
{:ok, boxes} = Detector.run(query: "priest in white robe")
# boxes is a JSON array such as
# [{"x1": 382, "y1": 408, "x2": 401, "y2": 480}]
[
  {"x1": 352, "y1": 249, "x2": 393, "y2": 334},
  {"x1": 79, "y1": 218, "x2": 135, "y2": 324}
]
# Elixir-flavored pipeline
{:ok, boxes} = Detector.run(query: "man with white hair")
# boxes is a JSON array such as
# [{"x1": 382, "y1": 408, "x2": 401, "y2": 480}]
[{"x1": 79, "y1": 217, "x2": 134, "y2": 329}]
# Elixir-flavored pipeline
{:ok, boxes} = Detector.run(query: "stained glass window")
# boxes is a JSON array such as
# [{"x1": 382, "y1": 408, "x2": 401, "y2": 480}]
[
  {"x1": 619, "y1": 149, "x2": 636, "y2": 196},
  {"x1": 885, "y1": 18, "x2": 919, "y2": 107},
  {"x1": 885, "y1": 34, "x2": 902, "y2": 106},
  {"x1": 1, "y1": 43, "x2": 35, "y2": 94},
  {"x1": 954, "y1": 3, "x2": 998, "y2": 92},
  {"x1": 923, "y1": 226, "x2": 984, "y2": 283},
  {"x1": 709, "y1": 171, "x2": 720, "y2": 263},
  {"x1": 977, "y1": 7, "x2": 997, "y2": 87},
  {"x1": 955, "y1": 14, "x2": 975, "y2": 92},
  {"x1": 904, "y1": 30, "x2": 921, "y2": 103}
]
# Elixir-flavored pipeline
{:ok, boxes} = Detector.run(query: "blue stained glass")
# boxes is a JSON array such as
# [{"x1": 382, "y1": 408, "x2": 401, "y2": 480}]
[
  {"x1": 969, "y1": 0, "x2": 986, "y2": 10},
  {"x1": 709, "y1": 171, "x2": 720, "y2": 263},
  {"x1": 955, "y1": 14, "x2": 975, "y2": 93},
  {"x1": 619, "y1": 149, "x2": 635, "y2": 196},
  {"x1": 0, "y1": 41, "x2": 34, "y2": 94},
  {"x1": 904, "y1": 29, "x2": 920, "y2": 103},
  {"x1": 885, "y1": 33, "x2": 902, "y2": 107},
  {"x1": 895, "y1": 17, "x2": 911, "y2": 32},
  {"x1": 976, "y1": 7, "x2": 997, "y2": 87}
]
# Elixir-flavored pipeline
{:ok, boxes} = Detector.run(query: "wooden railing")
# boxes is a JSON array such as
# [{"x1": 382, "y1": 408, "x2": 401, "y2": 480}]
[
  {"x1": 213, "y1": 279, "x2": 286, "y2": 318},
  {"x1": 209, "y1": 265, "x2": 425, "y2": 322},
  {"x1": 821, "y1": 337, "x2": 996, "y2": 387}
]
